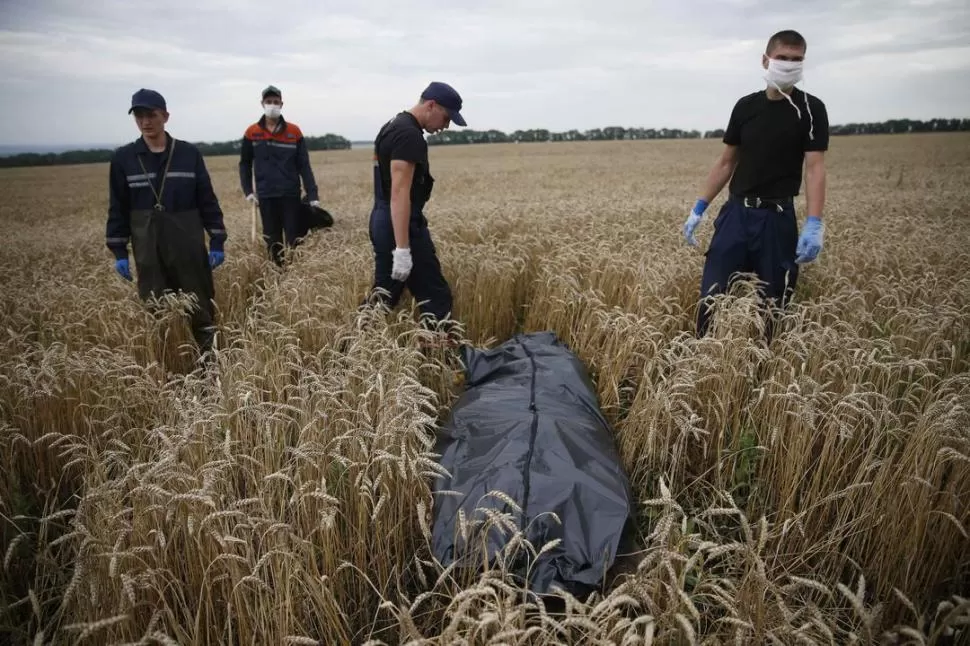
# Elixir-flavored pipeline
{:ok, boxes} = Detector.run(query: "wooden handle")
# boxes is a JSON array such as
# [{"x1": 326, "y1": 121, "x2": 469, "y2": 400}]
[{"x1": 250, "y1": 201, "x2": 257, "y2": 244}]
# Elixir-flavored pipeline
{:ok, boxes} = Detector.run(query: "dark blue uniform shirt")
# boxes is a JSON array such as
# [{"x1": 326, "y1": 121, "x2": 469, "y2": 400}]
[{"x1": 105, "y1": 133, "x2": 227, "y2": 260}]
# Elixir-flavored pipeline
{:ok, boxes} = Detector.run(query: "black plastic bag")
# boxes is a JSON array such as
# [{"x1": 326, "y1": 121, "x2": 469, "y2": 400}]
[
  {"x1": 430, "y1": 331, "x2": 634, "y2": 598},
  {"x1": 298, "y1": 195, "x2": 334, "y2": 237}
]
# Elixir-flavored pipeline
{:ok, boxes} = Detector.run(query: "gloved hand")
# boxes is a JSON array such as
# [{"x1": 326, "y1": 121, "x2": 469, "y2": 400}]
[
  {"x1": 795, "y1": 216, "x2": 824, "y2": 263},
  {"x1": 114, "y1": 258, "x2": 132, "y2": 281},
  {"x1": 309, "y1": 200, "x2": 321, "y2": 209},
  {"x1": 391, "y1": 247, "x2": 412, "y2": 281},
  {"x1": 683, "y1": 198, "x2": 709, "y2": 247},
  {"x1": 209, "y1": 250, "x2": 225, "y2": 268},
  {"x1": 245, "y1": 193, "x2": 258, "y2": 205}
]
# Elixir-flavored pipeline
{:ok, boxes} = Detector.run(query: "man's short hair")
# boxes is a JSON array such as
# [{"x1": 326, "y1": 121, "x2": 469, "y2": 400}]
[{"x1": 766, "y1": 30, "x2": 807, "y2": 54}]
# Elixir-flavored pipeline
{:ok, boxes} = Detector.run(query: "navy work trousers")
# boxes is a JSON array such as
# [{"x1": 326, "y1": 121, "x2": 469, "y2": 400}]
[
  {"x1": 696, "y1": 197, "x2": 800, "y2": 337},
  {"x1": 259, "y1": 195, "x2": 304, "y2": 266},
  {"x1": 367, "y1": 203, "x2": 454, "y2": 326}
]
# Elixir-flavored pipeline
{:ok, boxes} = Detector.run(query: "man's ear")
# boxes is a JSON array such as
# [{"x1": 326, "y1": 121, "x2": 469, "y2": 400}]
[{"x1": 762, "y1": 54, "x2": 769, "y2": 69}]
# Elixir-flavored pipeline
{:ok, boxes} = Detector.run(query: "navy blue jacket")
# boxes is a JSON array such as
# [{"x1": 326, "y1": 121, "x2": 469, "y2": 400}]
[
  {"x1": 238, "y1": 115, "x2": 319, "y2": 201},
  {"x1": 105, "y1": 133, "x2": 227, "y2": 260}
]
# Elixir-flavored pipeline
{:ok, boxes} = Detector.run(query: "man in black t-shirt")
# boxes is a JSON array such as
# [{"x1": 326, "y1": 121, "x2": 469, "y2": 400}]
[
  {"x1": 683, "y1": 29, "x2": 829, "y2": 338},
  {"x1": 364, "y1": 81, "x2": 467, "y2": 339}
]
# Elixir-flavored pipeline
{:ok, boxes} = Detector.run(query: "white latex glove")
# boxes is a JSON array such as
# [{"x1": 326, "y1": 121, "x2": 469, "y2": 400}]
[
  {"x1": 246, "y1": 193, "x2": 258, "y2": 205},
  {"x1": 309, "y1": 200, "x2": 321, "y2": 208},
  {"x1": 391, "y1": 247, "x2": 413, "y2": 282}
]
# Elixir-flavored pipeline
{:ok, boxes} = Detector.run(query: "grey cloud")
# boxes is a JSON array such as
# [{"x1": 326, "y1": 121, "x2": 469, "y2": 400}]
[{"x1": 0, "y1": 0, "x2": 968, "y2": 146}]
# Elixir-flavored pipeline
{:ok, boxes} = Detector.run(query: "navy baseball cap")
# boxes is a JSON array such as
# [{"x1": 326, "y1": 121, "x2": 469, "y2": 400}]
[
  {"x1": 129, "y1": 88, "x2": 166, "y2": 113},
  {"x1": 421, "y1": 81, "x2": 466, "y2": 126},
  {"x1": 262, "y1": 85, "x2": 282, "y2": 99}
]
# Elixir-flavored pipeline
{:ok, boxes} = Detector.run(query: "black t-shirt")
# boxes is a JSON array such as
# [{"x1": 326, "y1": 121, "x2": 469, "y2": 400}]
[
  {"x1": 723, "y1": 87, "x2": 829, "y2": 198},
  {"x1": 373, "y1": 111, "x2": 434, "y2": 213}
]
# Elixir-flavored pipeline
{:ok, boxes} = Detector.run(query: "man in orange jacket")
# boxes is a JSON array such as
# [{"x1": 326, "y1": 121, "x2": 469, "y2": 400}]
[{"x1": 239, "y1": 85, "x2": 321, "y2": 266}]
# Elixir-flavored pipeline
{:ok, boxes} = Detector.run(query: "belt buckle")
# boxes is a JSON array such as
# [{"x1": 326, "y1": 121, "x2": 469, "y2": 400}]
[{"x1": 743, "y1": 197, "x2": 761, "y2": 208}]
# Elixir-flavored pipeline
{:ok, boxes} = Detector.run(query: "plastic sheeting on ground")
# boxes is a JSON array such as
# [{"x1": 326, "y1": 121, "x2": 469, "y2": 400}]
[{"x1": 430, "y1": 331, "x2": 634, "y2": 598}]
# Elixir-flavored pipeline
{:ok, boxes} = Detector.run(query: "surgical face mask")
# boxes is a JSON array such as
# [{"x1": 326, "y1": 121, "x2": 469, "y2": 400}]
[
  {"x1": 263, "y1": 104, "x2": 282, "y2": 119},
  {"x1": 764, "y1": 58, "x2": 803, "y2": 91}
]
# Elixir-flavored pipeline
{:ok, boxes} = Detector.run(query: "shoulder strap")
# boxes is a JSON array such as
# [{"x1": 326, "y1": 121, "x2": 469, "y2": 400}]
[{"x1": 136, "y1": 137, "x2": 178, "y2": 210}]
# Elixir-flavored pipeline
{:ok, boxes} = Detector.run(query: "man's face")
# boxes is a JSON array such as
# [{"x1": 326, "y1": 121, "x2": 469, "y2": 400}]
[
  {"x1": 763, "y1": 43, "x2": 806, "y2": 68},
  {"x1": 132, "y1": 107, "x2": 168, "y2": 137},
  {"x1": 262, "y1": 95, "x2": 282, "y2": 110},
  {"x1": 424, "y1": 101, "x2": 452, "y2": 134}
]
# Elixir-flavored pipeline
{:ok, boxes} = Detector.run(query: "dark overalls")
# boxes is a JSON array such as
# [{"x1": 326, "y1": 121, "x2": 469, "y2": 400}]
[
  {"x1": 106, "y1": 134, "x2": 227, "y2": 352},
  {"x1": 696, "y1": 194, "x2": 799, "y2": 337},
  {"x1": 366, "y1": 131, "x2": 454, "y2": 327}
]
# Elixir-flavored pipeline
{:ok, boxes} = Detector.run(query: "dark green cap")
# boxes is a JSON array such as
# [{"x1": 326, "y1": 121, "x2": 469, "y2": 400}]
[{"x1": 261, "y1": 85, "x2": 282, "y2": 99}]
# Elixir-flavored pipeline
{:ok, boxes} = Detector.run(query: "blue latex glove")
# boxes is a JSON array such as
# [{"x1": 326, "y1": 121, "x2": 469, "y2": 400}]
[
  {"x1": 795, "y1": 216, "x2": 824, "y2": 263},
  {"x1": 683, "y1": 198, "x2": 709, "y2": 246},
  {"x1": 209, "y1": 250, "x2": 225, "y2": 268},
  {"x1": 114, "y1": 258, "x2": 132, "y2": 281}
]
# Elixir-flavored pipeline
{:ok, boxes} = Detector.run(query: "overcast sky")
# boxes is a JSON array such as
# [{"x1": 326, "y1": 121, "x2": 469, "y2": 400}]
[{"x1": 0, "y1": 0, "x2": 968, "y2": 148}]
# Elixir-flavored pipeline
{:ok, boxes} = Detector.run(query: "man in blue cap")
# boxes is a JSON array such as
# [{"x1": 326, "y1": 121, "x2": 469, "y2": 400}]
[
  {"x1": 364, "y1": 81, "x2": 466, "y2": 342},
  {"x1": 105, "y1": 88, "x2": 229, "y2": 364}
]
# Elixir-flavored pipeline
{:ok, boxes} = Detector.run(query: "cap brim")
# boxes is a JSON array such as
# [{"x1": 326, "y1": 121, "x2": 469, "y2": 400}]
[
  {"x1": 448, "y1": 108, "x2": 466, "y2": 127},
  {"x1": 128, "y1": 103, "x2": 159, "y2": 114}
]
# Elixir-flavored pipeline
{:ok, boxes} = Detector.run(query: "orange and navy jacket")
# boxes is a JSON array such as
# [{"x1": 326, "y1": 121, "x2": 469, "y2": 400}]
[{"x1": 238, "y1": 115, "x2": 319, "y2": 201}]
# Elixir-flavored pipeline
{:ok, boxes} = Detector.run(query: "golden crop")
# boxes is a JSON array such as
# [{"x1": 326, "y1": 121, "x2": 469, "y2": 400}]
[{"x1": 1, "y1": 134, "x2": 968, "y2": 644}]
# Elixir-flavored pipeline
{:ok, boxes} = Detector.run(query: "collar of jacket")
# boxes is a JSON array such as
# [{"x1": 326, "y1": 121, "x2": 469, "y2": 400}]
[
  {"x1": 258, "y1": 114, "x2": 287, "y2": 133},
  {"x1": 135, "y1": 131, "x2": 173, "y2": 155}
]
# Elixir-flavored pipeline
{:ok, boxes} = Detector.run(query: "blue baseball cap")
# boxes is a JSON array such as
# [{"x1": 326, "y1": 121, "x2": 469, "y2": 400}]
[
  {"x1": 128, "y1": 88, "x2": 166, "y2": 114},
  {"x1": 420, "y1": 81, "x2": 466, "y2": 126}
]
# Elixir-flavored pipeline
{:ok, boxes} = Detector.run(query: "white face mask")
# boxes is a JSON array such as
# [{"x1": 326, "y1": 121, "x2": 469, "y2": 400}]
[
  {"x1": 263, "y1": 104, "x2": 281, "y2": 119},
  {"x1": 764, "y1": 58, "x2": 803, "y2": 91}
]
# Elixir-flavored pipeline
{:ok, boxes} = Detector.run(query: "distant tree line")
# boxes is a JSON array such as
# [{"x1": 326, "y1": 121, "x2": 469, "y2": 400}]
[
  {"x1": 1, "y1": 119, "x2": 967, "y2": 168},
  {"x1": 426, "y1": 118, "x2": 970, "y2": 145},
  {"x1": 0, "y1": 134, "x2": 352, "y2": 169}
]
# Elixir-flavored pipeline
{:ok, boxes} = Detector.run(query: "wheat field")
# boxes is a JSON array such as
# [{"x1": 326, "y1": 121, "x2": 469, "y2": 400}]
[{"x1": 1, "y1": 133, "x2": 969, "y2": 645}]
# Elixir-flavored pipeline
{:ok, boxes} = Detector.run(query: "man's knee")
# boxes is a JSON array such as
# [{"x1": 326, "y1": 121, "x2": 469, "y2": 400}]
[
  {"x1": 192, "y1": 322, "x2": 216, "y2": 351},
  {"x1": 699, "y1": 251, "x2": 733, "y2": 302},
  {"x1": 699, "y1": 209, "x2": 745, "y2": 291},
  {"x1": 369, "y1": 249, "x2": 405, "y2": 310},
  {"x1": 410, "y1": 261, "x2": 453, "y2": 321},
  {"x1": 763, "y1": 214, "x2": 800, "y2": 302},
  {"x1": 763, "y1": 265, "x2": 798, "y2": 307},
  {"x1": 282, "y1": 197, "x2": 305, "y2": 245},
  {"x1": 418, "y1": 287, "x2": 453, "y2": 322}
]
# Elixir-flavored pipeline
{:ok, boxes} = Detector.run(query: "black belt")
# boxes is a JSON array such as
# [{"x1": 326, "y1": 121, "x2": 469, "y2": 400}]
[{"x1": 733, "y1": 194, "x2": 793, "y2": 210}]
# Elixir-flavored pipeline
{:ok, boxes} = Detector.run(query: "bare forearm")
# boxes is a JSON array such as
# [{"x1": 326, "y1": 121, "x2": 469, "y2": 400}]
[
  {"x1": 391, "y1": 189, "x2": 410, "y2": 248},
  {"x1": 700, "y1": 159, "x2": 734, "y2": 203},
  {"x1": 806, "y1": 163, "x2": 826, "y2": 218}
]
